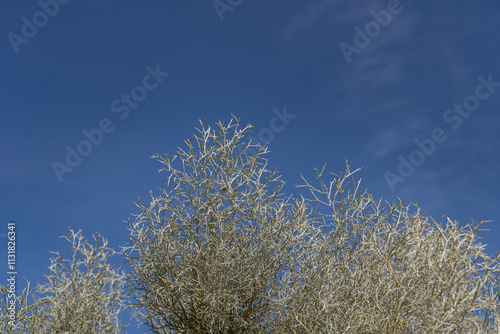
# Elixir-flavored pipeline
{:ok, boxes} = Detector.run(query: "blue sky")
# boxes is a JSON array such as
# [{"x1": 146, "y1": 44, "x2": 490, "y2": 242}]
[{"x1": 1, "y1": 0, "x2": 500, "y2": 331}]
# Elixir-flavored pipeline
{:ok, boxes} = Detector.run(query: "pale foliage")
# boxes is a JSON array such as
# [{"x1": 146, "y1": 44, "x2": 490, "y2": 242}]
[
  {"x1": 36, "y1": 229, "x2": 127, "y2": 333},
  {"x1": 124, "y1": 118, "x2": 312, "y2": 332},
  {"x1": 0, "y1": 229, "x2": 127, "y2": 333},
  {"x1": 3, "y1": 118, "x2": 499, "y2": 333},
  {"x1": 0, "y1": 280, "x2": 47, "y2": 333},
  {"x1": 275, "y1": 166, "x2": 500, "y2": 333},
  {"x1": 125, "y1": 117, "x2": 500, "y2": 333}
]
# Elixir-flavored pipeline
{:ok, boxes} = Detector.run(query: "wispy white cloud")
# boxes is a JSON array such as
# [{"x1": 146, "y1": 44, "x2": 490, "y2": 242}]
[
  {"x1": 284, "y1": 0, "x2": 382, "y2": 38},
  {"x1": 284, "y1": 0, "x2": 421, "y2": 110},
  {"x1": 365, "y1": 113, "x2": 430, "y2": 159},
  {"x1": 284, "y1": 0, "x2": 417, "y2": 44}
]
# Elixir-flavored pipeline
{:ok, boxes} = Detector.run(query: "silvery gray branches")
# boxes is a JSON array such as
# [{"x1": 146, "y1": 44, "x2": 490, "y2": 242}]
[
  {"x1": 278, "y1": 165, "x2": 500, "y2": 333},
  {"x1": 0, "y1": 280, "x2": 47, "y2": 333},
  {"x1": 125, "y1": 117, "x2": 500, "y2": 333},
  {"x1": 1, "y1": 229, "x2": 127, "y2": 333},
  {"x1": 124, "y1": 118, "x2": 319, "y2": 333},
  {"x1": 35, "y1": 229, "x2": 127, "y2": 333}
]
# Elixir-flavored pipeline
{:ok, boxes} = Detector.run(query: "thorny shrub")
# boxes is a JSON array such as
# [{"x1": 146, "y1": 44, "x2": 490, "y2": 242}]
[
  {"x1": 124, "y1": 117, "x2": 500, "y2": 333},
  {"x1": 2, "y1": 118, "x2": 499, "y2": 333},
  {"x1": 1, "y1": 229, "x2": 127, "y2": 333}
]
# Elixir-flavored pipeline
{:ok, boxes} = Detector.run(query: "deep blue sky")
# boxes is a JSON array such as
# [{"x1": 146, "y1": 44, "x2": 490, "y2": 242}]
[{"x1": 2, "y1": 0, "x2": 500, "y2": 331}]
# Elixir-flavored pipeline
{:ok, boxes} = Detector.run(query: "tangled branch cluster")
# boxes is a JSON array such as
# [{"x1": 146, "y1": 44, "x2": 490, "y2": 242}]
[
  {"x1": 1, "y1": 229, "x2": 127, "y2": 334},
  {"x1": 124, "y1": 118, "x2": 500, "y2": 333},
  {"x1": 1, "y1": 117, "x2": 499, "y2": 333}
]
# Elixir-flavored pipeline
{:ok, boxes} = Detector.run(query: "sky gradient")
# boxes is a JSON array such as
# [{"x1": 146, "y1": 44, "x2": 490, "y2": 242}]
[{"x1": 2, "y1": 0, "x2": 500, "y2": 331}]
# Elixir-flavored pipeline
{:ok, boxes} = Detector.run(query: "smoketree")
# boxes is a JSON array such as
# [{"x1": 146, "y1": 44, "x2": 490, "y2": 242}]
[
  {"x1": 1, "y1": 229, "x2": 127, "y2": 333},
  {"x1": 125, "y1": 117, "x2": 500, "y2": 333},
  {"x1": 35, "y1": 229, "x2": 127, "y2": 333},
  {"x1": 1, "y1": 280, "x2": 47, "y2": 333},
  {"x1": 125, "y1": 118, "x2": 318, "y2": 332}
]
